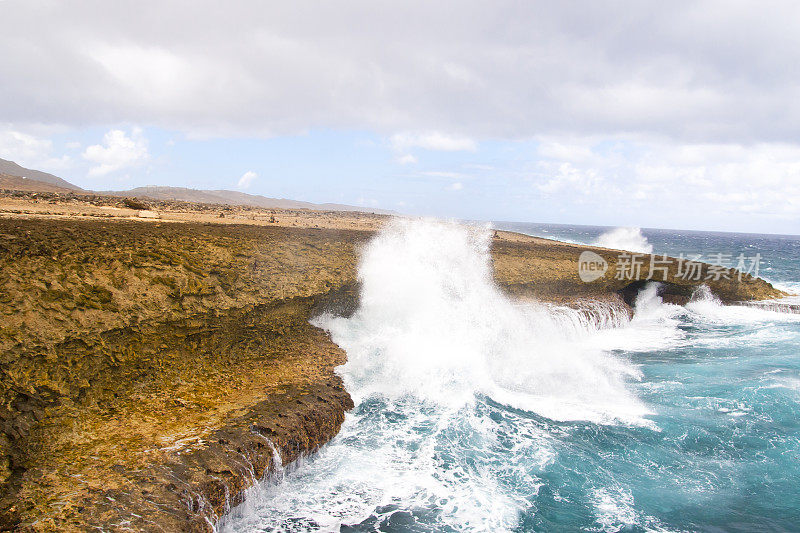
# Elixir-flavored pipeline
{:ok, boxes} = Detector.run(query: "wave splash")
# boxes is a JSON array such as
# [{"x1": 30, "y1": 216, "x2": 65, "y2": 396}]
[
  {"x1": 688, "y1": 284, "x2": 800, "y2": 323},
  {"x1": 220, "y1": 219, "x2": 688, "y2": 532},
  {"x1": 318, "y1": 218, "x2": 653, "y2": 424},
  {"x1": 594, "y1": 227, "x2": 653, "y2": 254}
]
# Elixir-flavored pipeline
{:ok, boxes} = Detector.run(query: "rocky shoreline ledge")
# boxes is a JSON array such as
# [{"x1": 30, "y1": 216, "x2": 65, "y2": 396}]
[{"x1": 0, "y1": 208, "x2": 784, "y2": 531}]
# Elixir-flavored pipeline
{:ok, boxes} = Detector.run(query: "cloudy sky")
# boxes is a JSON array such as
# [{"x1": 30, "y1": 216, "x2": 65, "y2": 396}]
[{"x1": 2, "y1": 1, "x2": 800, "y2": 233}]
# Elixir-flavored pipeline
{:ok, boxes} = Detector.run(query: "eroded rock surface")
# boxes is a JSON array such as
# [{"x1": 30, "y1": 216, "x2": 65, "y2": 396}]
[
  {"x1": 0, "y1": 220, "x2": 362, "y2": 531},
  {"x1": 0, "y1": 217, "x2": 784, "y2": 531}
]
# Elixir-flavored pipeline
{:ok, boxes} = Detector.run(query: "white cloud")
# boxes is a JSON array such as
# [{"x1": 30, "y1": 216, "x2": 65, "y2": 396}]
[
  {"x1": 532, "y1": 136, "x2": 800, "y2": 222},
  {"x1": 391, "y1": 132, "x2": 477, "y2": 152},
  {"x1": 0, "y1": 130, "x2": 53, "y2": 161},
  {"x1": 449, "y1": 182, "x2": 463, "y2": 191},
  {"x1": 82, "y1": 128, "x2": 148, "y2": 177},
  {"x1": 537, "y1": 162, "x2": 605, "y2": 196},
  {"x1": 396, "y1": 153, "x2": 418, "y2": 165},
  {"x1": 89, "y1": 45, "x2": 201, "y2": 110},
  {"x1": 537, "y1": 141, "x2": 595, "y2": 163},
  {"x1": 0, "y1": 0, "x2": 796, "y2": 153},
  {"x1": 237, "y1": 170, "x2": 257, "y2": 189},
  {"x1": 0, "y1": 128, "x2": 71, "y2": 171},
  {"x1": 3, "y1": 2, "x2": 800, "y2": 144}
]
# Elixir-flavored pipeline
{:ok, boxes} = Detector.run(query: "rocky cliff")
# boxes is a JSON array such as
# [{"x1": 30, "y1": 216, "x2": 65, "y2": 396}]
[{"x1": 0, "y1": 217, "x2": 784, "y2": 531}]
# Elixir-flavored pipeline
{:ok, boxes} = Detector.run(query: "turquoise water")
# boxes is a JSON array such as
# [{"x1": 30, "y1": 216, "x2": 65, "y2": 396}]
[{"x1": 222, "y1": 220, "x2": 800, "y2": 532}]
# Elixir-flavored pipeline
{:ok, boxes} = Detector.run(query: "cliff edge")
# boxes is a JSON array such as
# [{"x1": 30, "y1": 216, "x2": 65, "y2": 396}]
[{"x1": 0, "y1": 211, "x2": 784, "y2": 531}]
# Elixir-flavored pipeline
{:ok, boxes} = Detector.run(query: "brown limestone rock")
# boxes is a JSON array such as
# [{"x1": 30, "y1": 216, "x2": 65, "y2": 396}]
[{"x1": 0, "y1": 217, "x2": 785, "y2": 531}]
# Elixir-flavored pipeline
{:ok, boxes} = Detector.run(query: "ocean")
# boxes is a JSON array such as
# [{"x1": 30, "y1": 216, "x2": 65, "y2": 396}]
[{"x1": 220, "y1": 219, "x2": 800, "y2": 532}]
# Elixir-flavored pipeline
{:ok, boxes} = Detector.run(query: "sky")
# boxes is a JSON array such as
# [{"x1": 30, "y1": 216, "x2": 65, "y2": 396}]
[{"x1": 1, "y1": 1, "x2": 800, "y2": 233}]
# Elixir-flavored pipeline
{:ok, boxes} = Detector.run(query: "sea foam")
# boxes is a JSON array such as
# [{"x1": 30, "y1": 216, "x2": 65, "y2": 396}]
[{"x1": 316, "y1": 218, "x2": 660, "y2": 425}]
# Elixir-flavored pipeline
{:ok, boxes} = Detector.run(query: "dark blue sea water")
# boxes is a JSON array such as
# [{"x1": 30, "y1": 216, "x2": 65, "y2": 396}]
[{"x1": 221, "y1": 220, "x2": 800, "y2": 533}]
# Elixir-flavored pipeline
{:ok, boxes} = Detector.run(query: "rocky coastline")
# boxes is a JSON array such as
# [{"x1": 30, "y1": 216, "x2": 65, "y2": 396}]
[{"x1": 0, "y1": 198, "x2": 785, "y2": 531}]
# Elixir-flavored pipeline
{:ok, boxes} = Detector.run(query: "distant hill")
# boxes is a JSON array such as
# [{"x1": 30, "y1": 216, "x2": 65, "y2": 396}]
[
  {"x1": 0, "y1": 158, "x2": 391, "y2": 214},
  {"x1": 0, "y1": 158, "x2": 83, "y2": 191},
  {"x1": 0, "y1": 173, "x2": 77, "y2": 193},
  {"x1": 100, "y1": 185, "x2": 393, "y2": 214}
]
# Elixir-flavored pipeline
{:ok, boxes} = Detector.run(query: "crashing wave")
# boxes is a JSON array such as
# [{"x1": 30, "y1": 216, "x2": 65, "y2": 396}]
[{"x1": 594, "y1": 227, "x2": 653, "y2": 254}]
